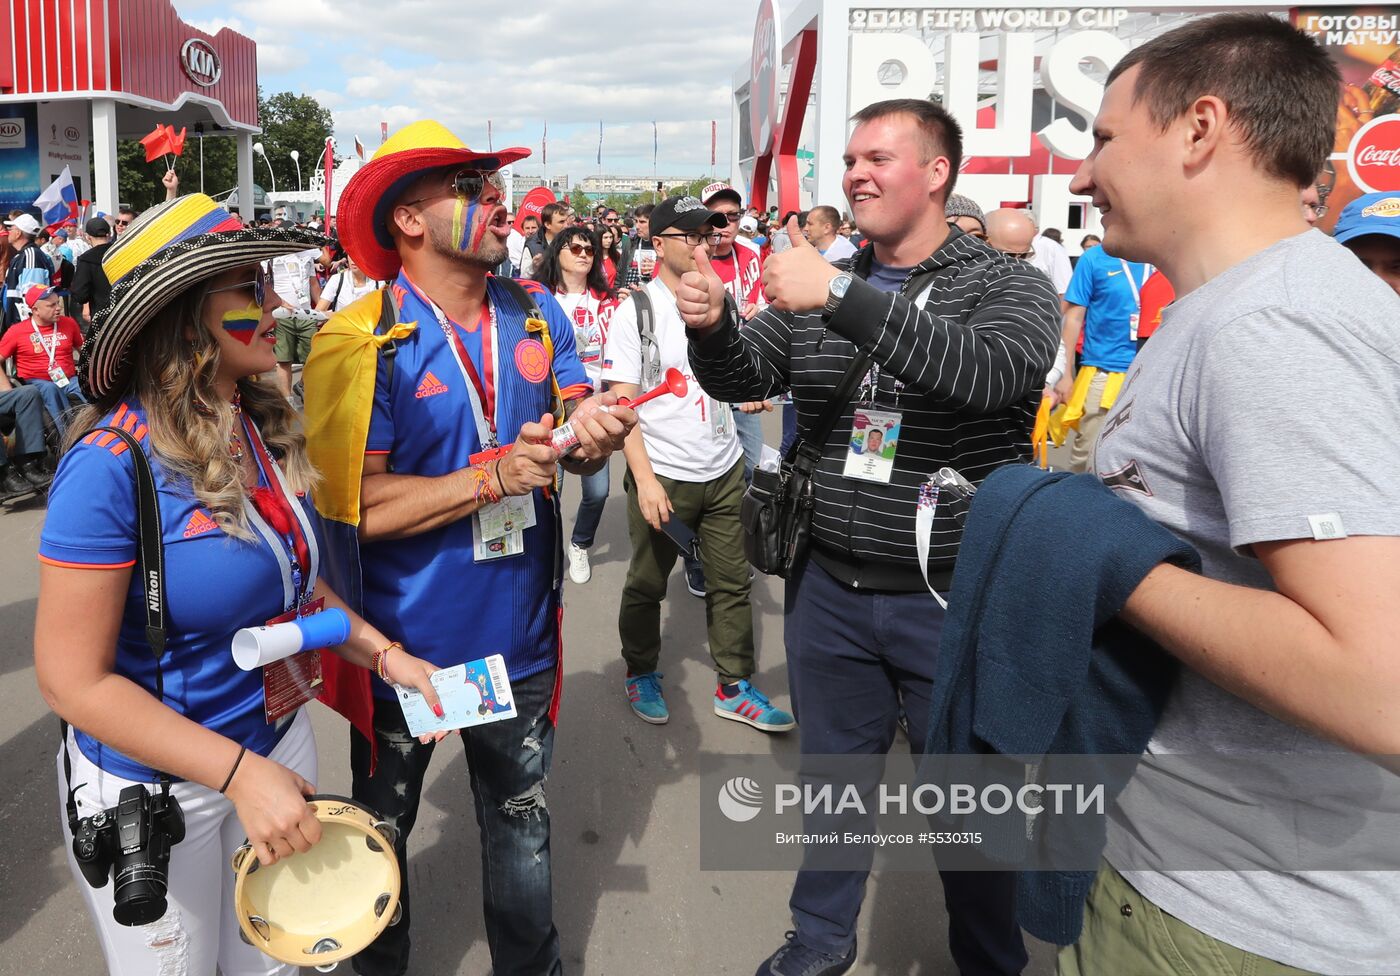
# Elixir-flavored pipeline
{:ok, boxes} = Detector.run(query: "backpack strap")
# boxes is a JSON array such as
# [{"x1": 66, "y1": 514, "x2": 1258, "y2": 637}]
[
  {"x1": 630, "y1": 288, "x2": 661, "y2": 390},
  {"x1": 375, "y1": 286, "x2": 399, "y2": 389},
  {"x1": 495, "y1": 276, "x2": 565, "y2": 423}
]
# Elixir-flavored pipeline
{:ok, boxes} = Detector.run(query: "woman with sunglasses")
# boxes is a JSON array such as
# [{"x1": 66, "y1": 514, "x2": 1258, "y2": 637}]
[
  {"x1": 34, "y1": 195, "x2": 447, "y2": 976},
  {"x1": 533, "y1": 226, "x2": 619, "y2": 584}
]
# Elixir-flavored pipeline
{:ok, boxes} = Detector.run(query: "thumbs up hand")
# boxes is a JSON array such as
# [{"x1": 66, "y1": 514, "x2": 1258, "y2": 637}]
[
  {"x1": 676, "y1": 243, "x2": 728, "y2": 330},
  {"x1": 762, "y1": 215, "x2": 841, "y2": 313}
]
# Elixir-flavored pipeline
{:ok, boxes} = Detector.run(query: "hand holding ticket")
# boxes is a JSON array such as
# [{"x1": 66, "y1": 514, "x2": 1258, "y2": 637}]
[{"x1": 395, "y1": 654, "x2": 518, "y2": 737}]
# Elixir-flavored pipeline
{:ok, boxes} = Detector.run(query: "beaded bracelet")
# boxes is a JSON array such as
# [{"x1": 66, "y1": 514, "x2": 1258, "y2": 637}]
[{"x1": 371, "y1": 642, "x2": 400, "y2": 685}]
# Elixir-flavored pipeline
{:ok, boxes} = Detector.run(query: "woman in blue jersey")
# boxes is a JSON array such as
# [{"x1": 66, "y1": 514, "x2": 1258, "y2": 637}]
[{"x1": 33, "y1": 195, "x2": 445, "y2": 976}]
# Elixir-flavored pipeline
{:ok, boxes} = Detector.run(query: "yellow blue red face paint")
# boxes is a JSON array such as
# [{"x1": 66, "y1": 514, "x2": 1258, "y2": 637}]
[
  {"x1": 451, "y1": 194, "x2": 492, "y2": 253},
  {"x1": 221, "y1": 302, "x2": 263, "y2": 345}
]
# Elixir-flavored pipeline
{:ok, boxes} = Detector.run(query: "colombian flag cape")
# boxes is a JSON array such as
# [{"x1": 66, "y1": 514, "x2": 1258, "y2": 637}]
[{"x1": 302, "y1": 288, "x2": 418, "y2": 770}]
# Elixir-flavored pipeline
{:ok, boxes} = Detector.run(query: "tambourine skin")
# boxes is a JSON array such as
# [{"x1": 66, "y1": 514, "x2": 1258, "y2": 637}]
[{"x1": 231, "y1": 795, "x2": 401, "y2": 970}]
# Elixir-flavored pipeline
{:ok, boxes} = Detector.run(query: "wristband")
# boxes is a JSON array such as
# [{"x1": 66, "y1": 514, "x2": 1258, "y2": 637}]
[
  {"x1": 219, "y1": 746, "x2": 247, "y2": 794},
  {"x1": 492, "y1": 459, "x2": 509, "y2": 498}
]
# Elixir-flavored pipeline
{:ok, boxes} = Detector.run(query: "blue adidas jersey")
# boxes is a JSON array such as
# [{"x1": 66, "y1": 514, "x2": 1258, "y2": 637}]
[
  {"x1": 39, "y1": 400, "x2": 323, "y2": 781},
  {"x1": 361, "y1": 273, "x2": 590, "y2": 693},
  {"x1": 1064, "y1": 244, "x2": 1151, "y2": 373}
]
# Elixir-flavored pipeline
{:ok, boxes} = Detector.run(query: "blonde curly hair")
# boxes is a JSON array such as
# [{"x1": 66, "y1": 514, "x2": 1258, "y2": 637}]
[{"x1": 66, "y1": 285, "x2": 318, "y2": 539}]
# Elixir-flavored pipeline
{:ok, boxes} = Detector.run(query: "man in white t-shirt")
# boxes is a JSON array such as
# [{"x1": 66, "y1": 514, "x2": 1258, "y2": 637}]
[
  {"x1": 805, "y1": 205, "x2": 858, "y2": 262},
  {"x1": 266, "y1": 238, "x2": 323, "y2": 396},
  {"x1": 314, "y1": 255, "x2": 381, "y2": 312},
  {"x1": 508, "y1": 214, "x2": 538, "y2": 276},
  {"x1": 603, "y1": 195, "x2": 794, "y2": 734}
]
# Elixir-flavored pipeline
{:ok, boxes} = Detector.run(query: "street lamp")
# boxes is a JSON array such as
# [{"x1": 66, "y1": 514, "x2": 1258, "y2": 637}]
[
  {"x1": 290, "y1": 150, "x2": 302, "y2": 191},
  {"x1": 252, "y1": 141, "x2": 277, "y2": 194}
]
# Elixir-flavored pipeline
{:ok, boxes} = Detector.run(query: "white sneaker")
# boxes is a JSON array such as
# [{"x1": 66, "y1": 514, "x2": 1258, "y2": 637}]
[{"x1": 567, "y1": 543, "x2": 592, "y2": 584}]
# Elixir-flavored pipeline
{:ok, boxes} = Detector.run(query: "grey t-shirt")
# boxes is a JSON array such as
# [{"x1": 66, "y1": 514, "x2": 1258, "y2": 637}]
[{"x1": 1095, "y1": 230, "x2": 1400, "y2": 974}]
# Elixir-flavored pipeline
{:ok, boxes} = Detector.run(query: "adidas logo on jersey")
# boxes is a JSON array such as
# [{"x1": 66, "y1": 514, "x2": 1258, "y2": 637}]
[
  {"x1": 184, "y1": 510, "x2": 219, "y2": 538},
  {"x1": 415, "y1": 371, "x2": 449, "y2": 399}
]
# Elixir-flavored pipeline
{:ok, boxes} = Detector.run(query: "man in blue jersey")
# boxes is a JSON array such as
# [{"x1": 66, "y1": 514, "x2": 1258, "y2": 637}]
[
  {"x1": 1049, "y1": 240, "x2": 1152, "y2": 472},
  {"x1": 304, "y1": 121, "x2": 636, "y2": 976}
]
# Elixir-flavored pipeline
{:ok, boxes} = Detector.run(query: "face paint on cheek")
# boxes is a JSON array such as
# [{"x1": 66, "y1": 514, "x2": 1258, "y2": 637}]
[
  {"x1": 452, "y1": 194, "x2": 481, "y2": 253},
  {"x1": 221, "y1": 303, "x2": 263, "y2": 345}
]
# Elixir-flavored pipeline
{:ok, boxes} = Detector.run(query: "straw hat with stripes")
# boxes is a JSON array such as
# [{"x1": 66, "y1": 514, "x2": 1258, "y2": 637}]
[{"x1": 81, "y1": 194, "x2": 325, "y2": 398}]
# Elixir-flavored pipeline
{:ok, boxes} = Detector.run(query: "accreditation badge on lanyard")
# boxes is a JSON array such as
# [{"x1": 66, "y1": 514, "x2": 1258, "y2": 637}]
[
  {"x1": 1122, "y1": 260, "x2": 1151, "y2": 341},
  {"x1": 32, "y1": 318, "x2": 69, "y2": 387},
  {"x1": 245, "y1": 420, "x2": 324, "y2": 722},
  {"x1": 428, "y1": 290, "x2": 528, "y2": 562}
]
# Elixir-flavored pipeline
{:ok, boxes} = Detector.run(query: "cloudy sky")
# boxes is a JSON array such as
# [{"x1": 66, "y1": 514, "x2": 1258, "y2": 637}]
[{"x1": 183, "y1": 0, "x2": 778, "y2": 184}]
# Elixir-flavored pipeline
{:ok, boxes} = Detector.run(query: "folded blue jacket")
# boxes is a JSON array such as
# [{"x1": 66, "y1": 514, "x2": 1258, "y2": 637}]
[{"x1": 921, "y1": 464, "x2": 1200, "y2": 946}]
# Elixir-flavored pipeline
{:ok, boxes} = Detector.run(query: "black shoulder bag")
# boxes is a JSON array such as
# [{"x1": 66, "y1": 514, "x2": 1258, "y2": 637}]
[{"x1": 741, "y1": 347, "x2": 873, "y2": 578}]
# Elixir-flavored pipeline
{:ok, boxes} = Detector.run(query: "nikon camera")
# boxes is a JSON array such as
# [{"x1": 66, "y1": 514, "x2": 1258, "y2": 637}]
[{"x1": 72, "y1": 783, "x2": 186, "y2": 926}]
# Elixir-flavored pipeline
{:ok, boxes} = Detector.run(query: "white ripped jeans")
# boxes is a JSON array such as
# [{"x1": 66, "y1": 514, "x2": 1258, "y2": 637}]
[{"x1": 56, "y1": 708, "x2": 317, "y2": 976}]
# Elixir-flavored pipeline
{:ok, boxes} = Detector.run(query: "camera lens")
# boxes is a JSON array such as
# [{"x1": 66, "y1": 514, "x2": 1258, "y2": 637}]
[{"x1": 112, "y1": 862, "x2": 169, "y2": 927}]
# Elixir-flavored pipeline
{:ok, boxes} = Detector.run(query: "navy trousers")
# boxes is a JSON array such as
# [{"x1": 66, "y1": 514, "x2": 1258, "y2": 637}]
[{"x1": 784, "y1": 559, "x2": 1027, "y2": 975}]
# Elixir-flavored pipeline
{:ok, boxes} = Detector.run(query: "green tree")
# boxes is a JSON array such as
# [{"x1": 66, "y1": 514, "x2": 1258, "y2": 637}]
[
  {"x1": 257, "y1": 89, "x2": 334, "y2": 193},
  {"x1": 114, "y1": 89, "x2": 332, "y2": 211}
]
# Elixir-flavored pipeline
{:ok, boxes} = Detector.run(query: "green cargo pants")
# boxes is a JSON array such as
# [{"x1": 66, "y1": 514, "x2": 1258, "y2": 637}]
[
  {"x1": 1059, "y1": 861, "x2": 1318, "y2": 976},
  {"x1": 618, "y1": 458, "x2": 754, "y2": 682}
]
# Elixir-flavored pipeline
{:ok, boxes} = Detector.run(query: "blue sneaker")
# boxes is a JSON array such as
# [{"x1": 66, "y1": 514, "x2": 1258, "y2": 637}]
[
  {"x1": 625, "y1": 671, "x2": 669, "y2": 724},
  {"x1": 714, "y1": 679, "x2": 795, "y2": 732},
  {"x1": 755, "y1": 931, "x2": 855, "y2": 976}
]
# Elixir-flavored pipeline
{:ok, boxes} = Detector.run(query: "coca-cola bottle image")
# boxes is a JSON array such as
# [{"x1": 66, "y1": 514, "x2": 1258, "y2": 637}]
[{"x1": 1365, "y1": 49, "x2": 1400, "y2": 117}]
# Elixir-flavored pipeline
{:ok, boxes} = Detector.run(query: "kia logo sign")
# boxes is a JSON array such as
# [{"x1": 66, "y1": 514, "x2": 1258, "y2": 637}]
[
  {"x1": 64, "y1": 126, "x2": 79, "y2": 142},
  {"x1": 1348, "y1": 115, "x2": 1400, "y2": 193},
  {"x1": 181, "y1": 38, "x2": 222, "y2": 87},
  {"x1": 0, "y1": 122, "x2": 21, "y2": 138}
]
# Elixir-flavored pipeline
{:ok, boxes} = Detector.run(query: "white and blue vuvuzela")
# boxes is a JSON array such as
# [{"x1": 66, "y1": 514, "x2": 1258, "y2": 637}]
[{"x1": 231, "y1": 608, "x2": 352, "y2": 670}]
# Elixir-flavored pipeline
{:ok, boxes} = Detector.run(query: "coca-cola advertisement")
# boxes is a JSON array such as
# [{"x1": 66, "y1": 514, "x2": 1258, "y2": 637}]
[{"x1": 1293, "y1": 7, "x2": 1400, "y2": 233}]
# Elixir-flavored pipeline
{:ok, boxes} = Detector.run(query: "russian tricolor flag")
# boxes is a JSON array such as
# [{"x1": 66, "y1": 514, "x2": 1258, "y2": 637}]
[{"x1": 34, "y1": 166, "x2": 79, "y2": 230}]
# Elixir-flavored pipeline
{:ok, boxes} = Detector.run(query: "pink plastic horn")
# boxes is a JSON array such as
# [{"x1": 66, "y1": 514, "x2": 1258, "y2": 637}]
[{"x1": 619, "y1": 367, "x2": 688, "y2": 408}]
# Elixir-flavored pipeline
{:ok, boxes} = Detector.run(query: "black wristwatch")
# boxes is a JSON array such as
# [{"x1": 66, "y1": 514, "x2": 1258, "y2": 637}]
[{"x1": 823, "y1": 272, "x2": 853, "y2": 318}]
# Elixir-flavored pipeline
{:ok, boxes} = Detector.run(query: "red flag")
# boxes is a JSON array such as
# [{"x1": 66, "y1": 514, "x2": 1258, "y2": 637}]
[
  {"x1": 380, "y1": 121, "x2": 388, "y2": 144},
  {"x1": 317, "y1": 653, "x2": 378, "y2": 772},
  {"x1": 711, "y1": 121, "x2": 717, "y2": 167},
  {"x1": 141, "y1": 125, "x2": 173, "y2": 163},
  {"x1": 354, "y1": 135, "x2": 366, "y2": 161},
  {"x1": 168, "y1": 126, "x2": 187, "y2": 157}
]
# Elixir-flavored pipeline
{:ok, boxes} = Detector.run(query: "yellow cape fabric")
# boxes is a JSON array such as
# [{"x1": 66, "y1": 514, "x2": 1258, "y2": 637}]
[
  {"x1": 1043, "y1": 366, "x2": 1126, "y2": 451},
  {"x1": 302, "y1": 289, "x2": 418, "y2": 525}
]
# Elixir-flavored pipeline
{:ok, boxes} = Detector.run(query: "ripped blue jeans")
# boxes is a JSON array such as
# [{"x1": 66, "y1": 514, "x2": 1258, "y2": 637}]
[{"x1": 350, "y1": 667, "x2": 560, "y2": 976}]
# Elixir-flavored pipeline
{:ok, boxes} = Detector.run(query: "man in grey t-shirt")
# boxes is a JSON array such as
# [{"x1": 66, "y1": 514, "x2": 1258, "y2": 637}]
[{"x1": 1060, "y1": 14, "x2": 1400, "y2": 976}]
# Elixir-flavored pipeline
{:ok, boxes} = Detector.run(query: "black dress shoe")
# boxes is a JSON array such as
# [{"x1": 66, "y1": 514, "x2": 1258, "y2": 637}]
[
  {"x1": 17, "y1": 460, "x2": 51, "y2": 488},
  {"x1": 0, "y1": 467, "x2": 32, "y2": 495}
]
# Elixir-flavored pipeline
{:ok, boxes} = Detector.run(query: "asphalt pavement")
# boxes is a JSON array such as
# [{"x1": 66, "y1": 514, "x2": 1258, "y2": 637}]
[{"x1": 0, "y1": 412, "x2": 1059, "y2": 975}]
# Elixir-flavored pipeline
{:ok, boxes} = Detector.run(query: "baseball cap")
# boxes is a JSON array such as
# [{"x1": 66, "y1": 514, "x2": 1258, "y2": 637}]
[
  {"x1": 23, "y1": 284, "x2": 56, "y2": 307},
  {"x1": 85, "y1": 216, "x2": 111, "y2": 236},
  {"x1": 739, "y1": 215, "x2": 758, "y2": 234},
  {"x1": 1333, "y1": 192, "x2": 1400, "y2": 244},
  {"x1": 700, "y1": 182, "x2": 743, "y2": 207},
  {"x1": 4, "y1": 213, "x2": 41, "y2": 236},
  {"x1": 650, "y1": 196, "x2": 727, "y2": 237}
]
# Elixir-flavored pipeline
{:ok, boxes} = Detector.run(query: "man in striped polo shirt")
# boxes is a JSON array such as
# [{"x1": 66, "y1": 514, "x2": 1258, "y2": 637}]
[{"x1": 679, "y1": 98, "x2": 1060, "y2": 976}]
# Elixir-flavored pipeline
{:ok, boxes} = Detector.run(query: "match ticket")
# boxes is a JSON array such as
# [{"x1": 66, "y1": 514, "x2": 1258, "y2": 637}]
[{"x1": 395, "y1": 654, "x2": 517, "y2": 736}]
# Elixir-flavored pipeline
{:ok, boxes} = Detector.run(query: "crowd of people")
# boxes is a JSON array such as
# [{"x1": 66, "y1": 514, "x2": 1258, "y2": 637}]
[{"x1": 13, "y1": 10, "x2": 1400, "y2": 976}]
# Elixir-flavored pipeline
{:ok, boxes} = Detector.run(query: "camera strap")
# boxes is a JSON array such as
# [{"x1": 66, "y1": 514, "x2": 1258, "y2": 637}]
[{"x1": 61, "y1": 425, "x2": 172, "y2": 833}]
